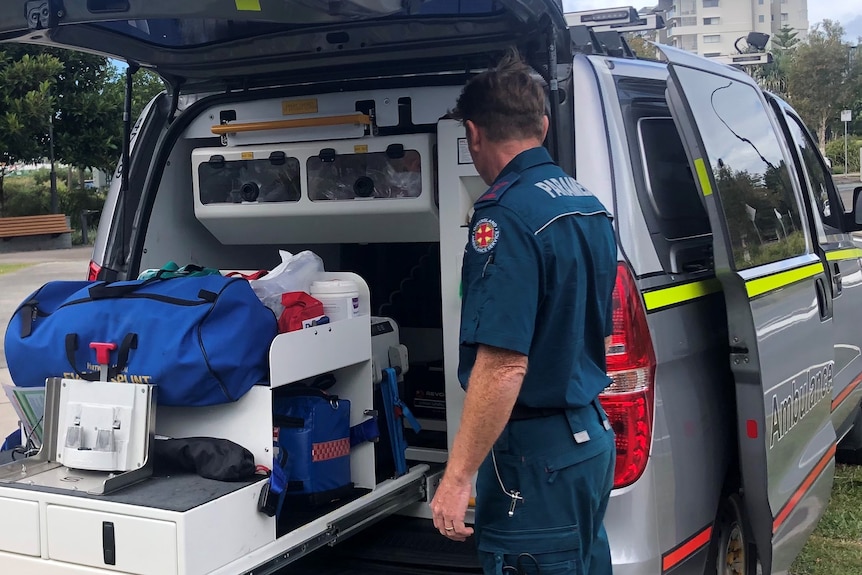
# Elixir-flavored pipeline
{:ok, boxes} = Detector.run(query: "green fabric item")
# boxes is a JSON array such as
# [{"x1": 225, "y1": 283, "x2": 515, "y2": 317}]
[{"x1": 138, "y1": 261, "x2": 222, "y2": 280}]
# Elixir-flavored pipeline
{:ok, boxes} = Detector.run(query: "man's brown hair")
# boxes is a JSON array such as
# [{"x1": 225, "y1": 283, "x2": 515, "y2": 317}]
[{"x1": 450, "y1": 49, "x2": 546, "y2": 142}]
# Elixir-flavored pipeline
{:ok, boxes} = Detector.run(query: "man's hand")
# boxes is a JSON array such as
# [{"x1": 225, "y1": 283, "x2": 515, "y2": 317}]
[
  {"x1": 430, "y1": 474, "x2": 475, "y2": 541},
  {"x1": 430, "y1": 344, "x2": 526, "y2": 541}
]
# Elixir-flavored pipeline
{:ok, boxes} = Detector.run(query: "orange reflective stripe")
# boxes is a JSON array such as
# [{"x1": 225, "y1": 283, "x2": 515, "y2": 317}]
[
  {"x1": 772, "y1": 444, "x2": 836, "y2": 533},
  {"x1": 832, "y1": 373, "x2": 862, "y2": 412},
  {"x1": 661, "y1": 525, "x2": 713, "y2": 572}
]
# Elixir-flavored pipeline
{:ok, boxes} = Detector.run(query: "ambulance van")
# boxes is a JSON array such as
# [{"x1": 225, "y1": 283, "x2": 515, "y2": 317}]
[{"x1": 0, "y1": 2, "x2": 861, "y2": 575}]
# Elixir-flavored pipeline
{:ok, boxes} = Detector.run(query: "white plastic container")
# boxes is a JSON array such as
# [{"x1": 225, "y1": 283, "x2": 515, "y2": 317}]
[{"x1": 310, "y1": 279, "x2": 361, "y2": 322}]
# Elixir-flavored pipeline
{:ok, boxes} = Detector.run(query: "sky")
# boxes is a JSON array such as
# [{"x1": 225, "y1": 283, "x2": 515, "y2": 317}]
[{"x1": 562, "y1": 0, "x2": 862, "y2": 39}]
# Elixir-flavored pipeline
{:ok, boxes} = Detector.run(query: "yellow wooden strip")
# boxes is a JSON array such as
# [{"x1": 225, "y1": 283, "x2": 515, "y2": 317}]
[
  {"x1": 643, "y1": 279, "x2": 722, "y2": 311},
  {"x1": 745, "y1": 263, "x2": 823, "y2": 299},
  {"x1": 826, "y1": 248, "x2": 862, "y2": 262},
  {"x1": 694, "y1": 158, "x2": 713, "y2": 196},
  {"x1": 211, "y1": 113, "x2": 371, "y2": 135}
]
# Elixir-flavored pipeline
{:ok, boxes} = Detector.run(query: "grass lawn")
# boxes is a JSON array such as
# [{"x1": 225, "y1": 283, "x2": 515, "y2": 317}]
[
  {"x1": 0, "y1": 263, "x2": 33, "y2": 276},
  {"x1": 791, "y1": 464, "x2": 862, "y2": 574}
]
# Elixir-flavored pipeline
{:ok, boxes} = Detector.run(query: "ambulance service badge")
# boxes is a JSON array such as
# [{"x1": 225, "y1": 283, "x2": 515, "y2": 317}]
[{"x1": 472, "y1": 218, "x2": 499, "y2": 253}]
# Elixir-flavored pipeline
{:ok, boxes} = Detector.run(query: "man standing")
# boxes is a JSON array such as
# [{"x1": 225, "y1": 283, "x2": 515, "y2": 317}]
[{"x1": 430, "y1": 51, "x2": 618, "y2": 575}]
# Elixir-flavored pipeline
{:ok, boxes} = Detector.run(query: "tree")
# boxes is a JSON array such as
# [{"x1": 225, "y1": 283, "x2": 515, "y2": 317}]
[
  {"x1": 45, "y1": 47, "x2": 123, "y2": 175},
  {"x1": 0, "y1": 50, "x2": 63, "y2": 215},
  {"x1": 627, "y1": 34, "x2": 658, "y2": 60},
  {"x1": 752, "y1": 26, "x2": 800, "y2": 98},
  {"x1": 786, "y1": 20, "x2": 860, "y2": 146}
]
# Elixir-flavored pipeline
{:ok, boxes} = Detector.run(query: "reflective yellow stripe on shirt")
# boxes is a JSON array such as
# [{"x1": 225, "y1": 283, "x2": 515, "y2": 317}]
[
  {"x1": 643, "y1": 279, "x2": 722, "y2": 312},
  {"x1": 745, "y1": 263, "x2": 823, "y2": 299}
]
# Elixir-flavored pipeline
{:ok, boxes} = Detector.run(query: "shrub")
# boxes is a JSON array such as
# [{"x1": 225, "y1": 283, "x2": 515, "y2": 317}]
[{"x1": 825, "y1": 137, "x2": 862, "y2": 174}]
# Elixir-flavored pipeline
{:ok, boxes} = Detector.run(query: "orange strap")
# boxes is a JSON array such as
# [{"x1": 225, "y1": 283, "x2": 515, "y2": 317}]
[{"x1": 211, "y1": 113, "x2": 371, "y2": 135}]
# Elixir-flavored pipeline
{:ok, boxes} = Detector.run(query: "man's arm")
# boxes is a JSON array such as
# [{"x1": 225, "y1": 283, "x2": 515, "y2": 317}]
[
  {"x1": 447, "y1": 344, "x2": 527, "y2": 482},
  {"x1": 429, "y1": 344, "x2": 527, "y2": 540}
]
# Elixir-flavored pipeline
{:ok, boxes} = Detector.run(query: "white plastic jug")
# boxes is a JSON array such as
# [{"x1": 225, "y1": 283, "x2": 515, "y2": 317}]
[{"x1": 310, "y1": 280, "x2": 361, "y2": 322}]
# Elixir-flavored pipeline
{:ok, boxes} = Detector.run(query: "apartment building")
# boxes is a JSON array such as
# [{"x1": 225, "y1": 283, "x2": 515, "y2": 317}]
[{"x1": 661, "y1": 0, "x2": 808, "y2": 57}]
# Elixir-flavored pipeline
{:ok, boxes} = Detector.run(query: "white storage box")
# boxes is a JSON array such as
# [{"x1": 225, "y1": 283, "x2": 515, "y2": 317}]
[{"x1": 191, "y1": 134, "x2": 438, "y2": 245}]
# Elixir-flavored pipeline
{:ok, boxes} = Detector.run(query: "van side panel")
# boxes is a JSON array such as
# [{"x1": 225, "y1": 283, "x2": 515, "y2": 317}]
[{"x1": 590, "y1": 57, "x2": 734, "y2": 572}]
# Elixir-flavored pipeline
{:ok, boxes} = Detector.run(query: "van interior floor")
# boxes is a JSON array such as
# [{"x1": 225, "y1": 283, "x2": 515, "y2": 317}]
[{"x1": 289, "y1": 515, "x2": 482, "y2": 574}]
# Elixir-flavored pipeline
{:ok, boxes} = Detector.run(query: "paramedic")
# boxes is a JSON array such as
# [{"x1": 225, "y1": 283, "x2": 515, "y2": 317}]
[{"x1": 429, "y1": 50, "x2": 617, "y2": 575}]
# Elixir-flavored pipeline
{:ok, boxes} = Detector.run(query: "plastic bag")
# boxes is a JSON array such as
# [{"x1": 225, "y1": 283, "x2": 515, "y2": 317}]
[{"x1": 251, "y1": 250, "x2": 324, "y2": 316}]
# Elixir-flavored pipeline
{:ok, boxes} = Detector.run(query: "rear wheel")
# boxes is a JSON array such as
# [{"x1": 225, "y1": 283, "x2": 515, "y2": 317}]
[{"x1": 708, "y1": 493, "x2": 758, "y2": 575}]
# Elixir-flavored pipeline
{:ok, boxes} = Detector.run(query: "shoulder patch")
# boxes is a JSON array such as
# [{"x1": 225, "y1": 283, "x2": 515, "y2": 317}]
[
  {"x1": 474, "y1": 174, "x2": 521, "y2": 206},
  {"x1": 471, "y1": 218, "x2": 500, "y2": 253}
]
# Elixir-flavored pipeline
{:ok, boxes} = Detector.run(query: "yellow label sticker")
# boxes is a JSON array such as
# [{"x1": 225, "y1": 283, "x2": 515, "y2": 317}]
[
  {"x1": 241, "y1": 151, "x2": 254, "y2": 160},
  {"x1": 235, "y1": 0, "x2": 262, "y2": 11},
  {"x1": 354, "y1": 145, "x2": 369, "y2": 154},
  {"x1": 282, "y1": 99, "x2": 319, "y2": 116},
  {"x1": 694, "y1": 158, "x2": 714, "y2": 196}
]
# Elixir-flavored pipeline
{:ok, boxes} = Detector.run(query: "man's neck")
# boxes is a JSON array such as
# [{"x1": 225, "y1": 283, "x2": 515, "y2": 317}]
[{"x1": 485, "y1": 139, "x2": 542, "y2": 183}]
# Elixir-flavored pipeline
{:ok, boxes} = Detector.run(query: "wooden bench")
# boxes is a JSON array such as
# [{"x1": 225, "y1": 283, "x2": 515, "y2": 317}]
[{"x1": 0, "y1": 214, "x2": 72, "y2": 239}]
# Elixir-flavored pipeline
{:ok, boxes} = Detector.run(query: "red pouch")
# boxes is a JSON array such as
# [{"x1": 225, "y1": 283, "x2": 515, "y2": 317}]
[
  {"x1": 278, "y1": 292, "x2": 325, "y2": 333},
  {"x1": 226, "y1": 270, "x2": 269, "y2": 280}
]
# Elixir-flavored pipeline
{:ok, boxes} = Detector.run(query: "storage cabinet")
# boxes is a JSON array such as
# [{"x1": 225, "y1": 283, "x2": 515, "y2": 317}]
[
  {"x1": 0, "y1": 497, "x2": 40, "y2": 556},
  {"x1": 268, "y1": 271, "x2": 376, "y2": 490},
  {"x1": 46, "y1": 506, "x2": 178, "y2": 575}
]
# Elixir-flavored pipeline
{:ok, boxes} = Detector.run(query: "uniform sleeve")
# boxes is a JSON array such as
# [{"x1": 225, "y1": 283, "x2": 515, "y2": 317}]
[{"x1": 459, "y1": 205, "x2": 542, "y2": 356}]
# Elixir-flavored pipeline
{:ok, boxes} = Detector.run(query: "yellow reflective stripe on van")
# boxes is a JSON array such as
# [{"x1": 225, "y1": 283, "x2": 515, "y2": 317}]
[
  {"x1": 643, "y1": 279, "x2": 722, "y2": 312},
  {"x1": 745, "y1": 263, "x2": 823, "y2": 299},
  {"x1": 826, "y1": 248, "x2": 862, "y2": 262},
  {"x1": 694, "y1": 159, "x2": 713, "y2": 196}
]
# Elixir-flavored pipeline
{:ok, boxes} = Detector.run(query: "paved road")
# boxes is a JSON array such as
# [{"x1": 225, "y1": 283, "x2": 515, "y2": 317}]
[{"x1": 0, "y1": 247, "x2": 92, "y2": 439}]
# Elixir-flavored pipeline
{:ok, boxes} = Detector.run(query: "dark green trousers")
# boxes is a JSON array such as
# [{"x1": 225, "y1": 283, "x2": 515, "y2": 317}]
[{"x1": 474, "y1": 401, "x2": 616, "y2": 575}]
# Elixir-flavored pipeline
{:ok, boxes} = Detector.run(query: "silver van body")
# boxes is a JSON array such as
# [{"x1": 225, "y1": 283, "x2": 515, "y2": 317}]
[{"x1": 1, "y1": 3, "x2": 861, "y2": 574}]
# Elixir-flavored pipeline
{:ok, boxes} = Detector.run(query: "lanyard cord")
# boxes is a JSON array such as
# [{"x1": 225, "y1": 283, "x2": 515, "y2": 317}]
[{"x1": 491, "y1": 447, "x2": 523, "y2": 516}]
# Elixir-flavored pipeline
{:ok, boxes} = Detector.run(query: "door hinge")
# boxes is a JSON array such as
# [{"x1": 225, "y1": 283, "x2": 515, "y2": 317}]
[{"x1": 26, "y1": 0, "x2": 64, "y2": 30}]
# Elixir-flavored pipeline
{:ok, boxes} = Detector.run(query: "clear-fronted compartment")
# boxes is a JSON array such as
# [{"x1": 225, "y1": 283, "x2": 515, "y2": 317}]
[
  {"x1": 308, "y1": 148, "x2": 423, "y2": 200},
  {"x1": 190, "y1": 134, "x2": 439, "y2": 245},
  {"x1": 198, "y1": 154, "x2": 302, "y2": 204}
]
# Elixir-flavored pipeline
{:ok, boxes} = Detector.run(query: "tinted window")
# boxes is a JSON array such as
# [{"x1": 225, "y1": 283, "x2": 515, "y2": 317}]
[
  {"x1": 638, "y1": 117, "x2": 708, "y2": 239},
  {"x1": 308, "y1": 150, "x2": 422, "y2": 201},
  {"x1": 674, "y1": 67, "x2": 805, "y2": 270},
  {"x1": 784, "y1": 113, "x2": 842, "y2": 229},
  {"x1": 198, "y1": 157, "x2": 302, "y2": 205}
]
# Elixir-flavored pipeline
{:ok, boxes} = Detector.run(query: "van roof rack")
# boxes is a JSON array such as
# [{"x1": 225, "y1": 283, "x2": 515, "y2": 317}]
[{"x1": 565, "y1": 6, "x2": 666, "y2": 59}]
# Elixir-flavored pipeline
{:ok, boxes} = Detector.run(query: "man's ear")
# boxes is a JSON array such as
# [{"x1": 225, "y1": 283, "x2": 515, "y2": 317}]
[
  {"x1": 465, "y1": 120, "x2": 481, "y2": 150},
  {"x1": 541, "y1": 116, "x2": 550, "y2": 141}
]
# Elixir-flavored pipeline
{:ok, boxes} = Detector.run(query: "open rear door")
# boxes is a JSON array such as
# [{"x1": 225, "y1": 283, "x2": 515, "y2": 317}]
[{"x1": 658, "y1": 45, "x2": 837, "y2": 574}]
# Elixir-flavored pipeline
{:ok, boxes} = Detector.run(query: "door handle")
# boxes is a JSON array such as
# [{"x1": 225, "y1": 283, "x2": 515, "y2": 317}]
[
  {"x1": 815, "y1": 277, "x2": 832, "y2": 321},
  {"x1": 833, "y1": 263, "x2": 843, "y2": 296}
]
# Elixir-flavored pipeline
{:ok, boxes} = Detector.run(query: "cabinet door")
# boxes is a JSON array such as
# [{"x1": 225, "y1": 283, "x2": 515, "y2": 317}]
[{"x1": 47, "y1": 505, "x2": 177, "y2": 575}]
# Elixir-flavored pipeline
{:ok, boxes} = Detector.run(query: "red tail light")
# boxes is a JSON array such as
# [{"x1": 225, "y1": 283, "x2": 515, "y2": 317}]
[
  {"x1": 87, "y1": 260, "x2": 102, "y2": 281},
  {"x1": 600, "y1": 263, "x2": 656, "y2": 489}
]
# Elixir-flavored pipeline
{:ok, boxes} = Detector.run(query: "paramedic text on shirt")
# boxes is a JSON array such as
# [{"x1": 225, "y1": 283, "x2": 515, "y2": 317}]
[{"x1": 429, "y1": 49, "x2": 618, "y2": 575}]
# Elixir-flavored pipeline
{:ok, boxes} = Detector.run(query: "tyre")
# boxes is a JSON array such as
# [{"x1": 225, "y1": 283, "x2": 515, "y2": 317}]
[{"x1": 707, "y1": 493, "x2": 758, "y2": 575}]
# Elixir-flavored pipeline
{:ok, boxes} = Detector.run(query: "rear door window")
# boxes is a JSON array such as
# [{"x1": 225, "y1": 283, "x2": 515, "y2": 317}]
[{"x1": 671, "y1": 66, "x2": 806, "y2": 270}]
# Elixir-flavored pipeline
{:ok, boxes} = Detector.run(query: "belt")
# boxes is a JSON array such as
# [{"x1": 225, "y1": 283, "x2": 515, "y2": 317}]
[{"x1": 508, "y1": 404, "x2": 566, "y2": 422}]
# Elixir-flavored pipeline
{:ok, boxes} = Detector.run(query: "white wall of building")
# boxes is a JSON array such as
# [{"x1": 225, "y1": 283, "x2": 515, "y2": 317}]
[{"x1": 664, "y1": 0, "x2": 808, "y2": 57}]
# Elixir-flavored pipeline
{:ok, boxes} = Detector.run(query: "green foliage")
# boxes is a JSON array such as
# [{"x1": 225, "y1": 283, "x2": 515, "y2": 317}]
[
  {"x1": 825, "y1": 137, "x2": 862, "y2": 173},
  {"x1": 791, "y1": 465, "x2": 862, "y2": 574},
  {"x1": 786, "y1": 21, "x2": 860, "y2": 146},
  {"x1": 626, "y1": 34, "x2": 658, "y2": 60},
  {"x1": 3, "y1": 170, "x2": 105, "y2": 227}
]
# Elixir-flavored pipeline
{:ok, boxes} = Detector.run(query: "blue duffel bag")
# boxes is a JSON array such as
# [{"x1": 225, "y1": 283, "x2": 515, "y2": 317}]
[{"x1": 4, "y1": 276, "x2": 278, "y2": 406}]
